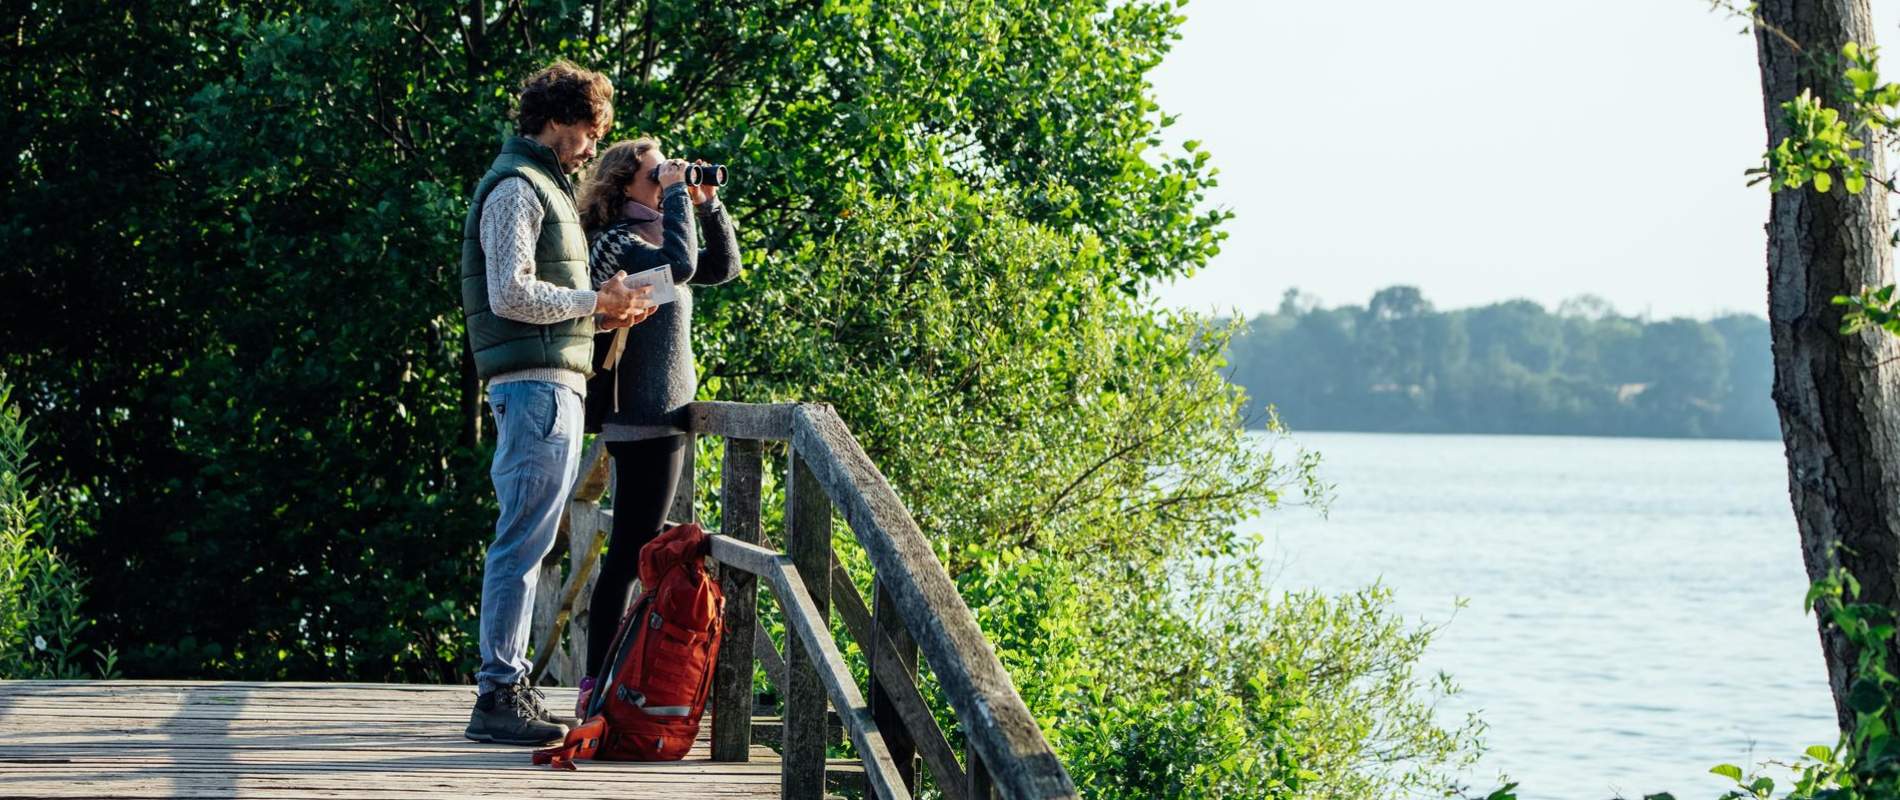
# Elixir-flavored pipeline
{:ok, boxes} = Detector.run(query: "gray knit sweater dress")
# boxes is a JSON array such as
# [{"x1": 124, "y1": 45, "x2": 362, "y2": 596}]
[{"x1": 583, "y1": 182, "x2": 742, "y2": 440}]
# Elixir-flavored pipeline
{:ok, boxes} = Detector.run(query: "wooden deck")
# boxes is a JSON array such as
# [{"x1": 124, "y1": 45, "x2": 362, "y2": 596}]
[
  {"x1": 0, "y1": 680, "x2": 788, "y2": 799},
  {"x1": 0, "y1": 402, "x2": 1085, "y2": 800}
]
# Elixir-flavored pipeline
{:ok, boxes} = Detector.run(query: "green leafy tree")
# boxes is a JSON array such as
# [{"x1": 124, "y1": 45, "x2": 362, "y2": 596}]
[
  {"x1": 2, "y1": 0, "x2": 1484, "y2": 796},
  {"x1": 1225, "y1": 288, "x2": 1777, "y2": 439}
]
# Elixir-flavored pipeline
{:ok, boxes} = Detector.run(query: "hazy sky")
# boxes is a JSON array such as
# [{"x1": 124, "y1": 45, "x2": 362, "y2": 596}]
[{"x1": 1146, "y1": 0, "x2": 1900, "y2": 321}]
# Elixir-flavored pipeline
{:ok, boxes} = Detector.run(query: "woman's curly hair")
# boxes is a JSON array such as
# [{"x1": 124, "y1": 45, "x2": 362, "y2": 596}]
[
  {"x1": 578, "y1": 138, "x2": 662, "y2": 235},
  {"x1": 513, "y1": 61, "x2": 614, "y2": 137}
]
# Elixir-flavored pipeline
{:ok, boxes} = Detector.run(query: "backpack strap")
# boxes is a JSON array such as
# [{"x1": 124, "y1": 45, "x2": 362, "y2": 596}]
[{"x1": 533, "y1": 716, "x2": 607, "y2": 771}]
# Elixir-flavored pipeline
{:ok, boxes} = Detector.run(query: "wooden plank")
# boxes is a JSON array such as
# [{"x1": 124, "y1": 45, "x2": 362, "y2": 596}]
[
  {"x1": 747, "y1": 715, "x2": 844, "y2": 749},
  {"x1": 0, "y1": 758, "x2": 784, "y2": 780},
  {"x1": 0, "y1": 707, "x2": 487, "y2": 722},
  {"x1": 763, "y1": 558, "x2": 912, "y2": 800},
  {"x1": 0, "y1": 679, "x2": 490, "y2": 691},
  {"x1": 0, "y1": 733, "x2": 753, "y2": 754},
  {"x1": 713, "y1": 437, "x2": 764, "y2": 761},
  {"x1": 684, "y1": 401, "x2": 796, "y2": 441},
  {"x1": 874, "y1": 577, "x2": 922, "y2": 793},
  {"x1": 782, "y1": 448, "x2": 832, "y2": 800},
  {"x1": 704, "y1": 539, "x2": 789, "y2": 700},
  {"x1": 0, "y1": 787, "x2": 771, "y2": 799},
  {"x1": 0, "y1": 761, "x2": 852, "y2": 793},
  {"x1": 754, "y1": 619, "x2": 790, "y2": 696},
  {"x1": 668, "y1": 433, "x2": 698, "y2": 525},
  {"x1": 562, "y1": 505, "x2": 614, "y2": 686},
  {"x1": 0, "y1": 784, "x2": 774, "y2": 798},
  {"x1": 791, "y1": 404, "x2": 1077, "y2": 800},
  {"x1": 529, "y1": 525, "x2": 608, "y2": 684},
  {"x1": 0, "y1": 728, "x2": 784, "y2": 763},
  {"x1": 0, "y1": 744, "x2": 783, "y2": 765},
  {"x1": 530, "y1": 437, "x2": 612, "y2": 679},
  {"x1": 574, "y1": 436, "x2": 613, "y2": 502},
  {"x1": 710, "y1": 533, "x2": 783, "y2": 577},
  {"x1": 0, "y1": 679, "x2": 803, "y2": 800},
  {"x1": 528, "y1": 554, "x2": 564, "y2": 681},
  {"x1": 968, "y1": 740, "x2": 995, "y2": 800},
  {"x1": 0, "y1": 690, "x2": 487, "y2": 711},
  {"x1": 827, "y1": 558, "x2": 964, "y2": 800},
  {"x1": 0, "y1": 777, "x2": 779, "y2": 799}
]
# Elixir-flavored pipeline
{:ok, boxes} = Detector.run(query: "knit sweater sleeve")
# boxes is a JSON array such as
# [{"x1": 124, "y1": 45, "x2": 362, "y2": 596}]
[
  {"x1": 690, "y1": 197, "x2": 742, "y2": 286},
  {"x1": 481, "y1": 177, "x2": 597, "y2": 324}
]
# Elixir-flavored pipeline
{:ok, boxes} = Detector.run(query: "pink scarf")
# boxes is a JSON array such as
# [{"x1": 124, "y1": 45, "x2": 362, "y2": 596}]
[{"x1": 622, "y1": 200, "x2": 664, "y2": 244}]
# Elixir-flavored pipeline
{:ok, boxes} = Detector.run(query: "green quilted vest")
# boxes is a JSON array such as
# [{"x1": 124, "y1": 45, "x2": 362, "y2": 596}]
[{"x1": 459, "y1": 136, "x2": 595, "y2": 380}]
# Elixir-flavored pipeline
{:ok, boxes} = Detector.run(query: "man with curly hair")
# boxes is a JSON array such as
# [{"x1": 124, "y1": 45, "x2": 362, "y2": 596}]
[{"x1": 457, "y1": 60, "x2": 651, "y2": 746}]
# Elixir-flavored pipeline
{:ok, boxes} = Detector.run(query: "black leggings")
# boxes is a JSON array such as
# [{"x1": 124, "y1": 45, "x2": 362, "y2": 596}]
[{"x1": 584, "y1": 435, "x2": 688, "y2": 679}]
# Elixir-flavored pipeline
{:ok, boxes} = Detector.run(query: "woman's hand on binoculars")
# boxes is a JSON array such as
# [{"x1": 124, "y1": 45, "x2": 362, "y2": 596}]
[
  {"x1": 655, "y1": 159, "x2": 689, "y2": 188},
  {"x1": 689, "y1": 159, "x2": 720, "y2": 205}
]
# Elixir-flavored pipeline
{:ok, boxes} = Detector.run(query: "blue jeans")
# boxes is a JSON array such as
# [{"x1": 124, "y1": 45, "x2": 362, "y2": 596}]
[{"x1": 476, "y1": 380, "x2": 584, "y2": 695}]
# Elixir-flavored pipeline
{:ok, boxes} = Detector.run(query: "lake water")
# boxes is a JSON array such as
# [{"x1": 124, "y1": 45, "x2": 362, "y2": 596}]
[{"x1": 1252, "y1": 431, "x2": 1837, "y2": 800}]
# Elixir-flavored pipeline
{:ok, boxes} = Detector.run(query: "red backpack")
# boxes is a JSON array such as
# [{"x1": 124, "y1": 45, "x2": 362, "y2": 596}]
[{"x1": 535, "y1": 522, "x2": 726, "y2": 770}]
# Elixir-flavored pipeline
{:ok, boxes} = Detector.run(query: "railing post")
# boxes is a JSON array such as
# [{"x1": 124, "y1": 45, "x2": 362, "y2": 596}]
[
  {"x1": 668, "y1": 433, "x2": 697, "y2": 524},
  {"x1": 783, "y1": 447, "x2": 833, "y2": 800},
  {"x1": 968, "y1": 740, "x2": 994, "y2": 800},
  {"x1": 712, "y1": 438, "x2": 763, "y2": 761},
  {"x1": 871, "y1": 579, "x2": 920, "y2": 792}
]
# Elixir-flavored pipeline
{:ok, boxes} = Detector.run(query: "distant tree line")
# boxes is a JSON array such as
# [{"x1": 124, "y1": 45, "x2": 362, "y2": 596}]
[{"x1": 1226, "y1": 286, "x2": 1779, "y2": 439}]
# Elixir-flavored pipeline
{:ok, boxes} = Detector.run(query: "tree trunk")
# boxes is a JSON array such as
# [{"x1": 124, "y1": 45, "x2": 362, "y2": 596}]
[
  {"x1": 460, "y1": 339, "x2": 482, "y2": 451},
  {"x1": 1755, "y1": 0, "x2": 1900, "y2": 732}
]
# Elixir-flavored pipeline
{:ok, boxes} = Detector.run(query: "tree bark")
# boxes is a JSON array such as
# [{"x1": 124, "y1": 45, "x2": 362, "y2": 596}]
[
  {"x1": 1755, "y1": 0, "x2": 1900, "y2": 732},
  {"x1": 460, "y1": 339, "x2": 482, "y2": 451}
]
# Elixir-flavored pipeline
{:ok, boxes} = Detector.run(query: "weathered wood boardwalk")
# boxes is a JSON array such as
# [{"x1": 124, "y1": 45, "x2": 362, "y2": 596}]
[
  {"x1": 0, "y1": 401, "x2": 1082, "y2": 800},
  {"x1": 0, "y1": 680, "x2": 786, "y2": 799}
]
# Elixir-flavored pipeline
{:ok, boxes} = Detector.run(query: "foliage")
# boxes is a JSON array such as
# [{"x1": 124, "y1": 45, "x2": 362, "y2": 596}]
[
  {"x1": 1747, "y1": 42, "x2": 1899, "y2": 196},
  {"x1": 950, "y1": 543, "x2": 1485, "y2": 800},
  {"x1": 1226, "y1": 287, "x2": 1777, "y2": 439},
  {"x1": 0, "y1": 380, "x2": 111, "y2": 679},
  {"x1": 1737, "y1": 36, "x2": 1900, "y2": 333},
  {"x1": 1750, "y1": 88, "x2": 1867, "y2": 195},
  {"x1": 3, "y1": 0, "x2": 1486, "y2": 795},
  {"x1": 1833, "y1": 285, "x2": 1900, "y2": 337}
]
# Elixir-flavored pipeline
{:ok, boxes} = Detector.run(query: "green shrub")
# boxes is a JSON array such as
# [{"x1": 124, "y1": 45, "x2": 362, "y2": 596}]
[
  {"x1": 952, "y1": 544, "x2": 1486, "y2": 800},
  {"x1": 0, "y1": 380, "x2": 107, "y2": 679}
]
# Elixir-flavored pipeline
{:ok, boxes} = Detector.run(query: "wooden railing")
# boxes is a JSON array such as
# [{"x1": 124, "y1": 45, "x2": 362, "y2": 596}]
[{"x1": 529, "y1": 401, "x2": 1078, "y2": 800}]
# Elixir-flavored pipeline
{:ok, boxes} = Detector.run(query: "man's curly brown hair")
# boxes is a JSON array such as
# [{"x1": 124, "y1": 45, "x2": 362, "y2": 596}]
[{"x1": 513, "y1": 61, "x2": 614, "y2": 137}]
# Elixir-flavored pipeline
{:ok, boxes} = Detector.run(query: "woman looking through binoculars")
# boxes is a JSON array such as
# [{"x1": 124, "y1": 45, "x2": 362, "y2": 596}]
[{"x1": 571, "y1": 138, "x2": 742, "y2": 716}]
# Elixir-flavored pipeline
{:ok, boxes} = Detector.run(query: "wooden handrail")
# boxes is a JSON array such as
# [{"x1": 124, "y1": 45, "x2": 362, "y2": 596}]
[
  {"x1": 534, "y1": 402, "x2": 1075, "y2": 798},
  {"x1": 711, "y1": 534, "x2": 913, "y2": 800},
  {"x1": 687, "y1": 401, "x2": 1079, "y2": 800},
  {"x1": 687, "y1": 400, "x2": 797, "y2": 441}
]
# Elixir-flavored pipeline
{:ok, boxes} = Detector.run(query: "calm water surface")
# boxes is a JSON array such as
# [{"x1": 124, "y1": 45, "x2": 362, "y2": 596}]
[{"x1": 1254, "y1": 431, "x2": 1836, "y2": 800}]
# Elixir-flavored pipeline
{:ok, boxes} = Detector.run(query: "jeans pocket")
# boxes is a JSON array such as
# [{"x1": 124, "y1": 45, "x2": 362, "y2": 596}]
[{"x1": 541, "y1": 384, "x2": 564, "y2": 443}]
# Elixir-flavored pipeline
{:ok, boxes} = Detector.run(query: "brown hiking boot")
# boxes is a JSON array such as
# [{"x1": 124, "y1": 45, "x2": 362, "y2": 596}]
[
  {"x1": 465, "y1": 683, "x2": 567, "y2": 746},
  {"x1": 519, "y1": 679, "x2": 580, "y2": 729}
]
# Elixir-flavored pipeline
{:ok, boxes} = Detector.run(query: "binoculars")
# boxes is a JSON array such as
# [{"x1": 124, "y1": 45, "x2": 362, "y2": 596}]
[{"x1": 649, "y1": 163, "x2": 730, "y2": 187}]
